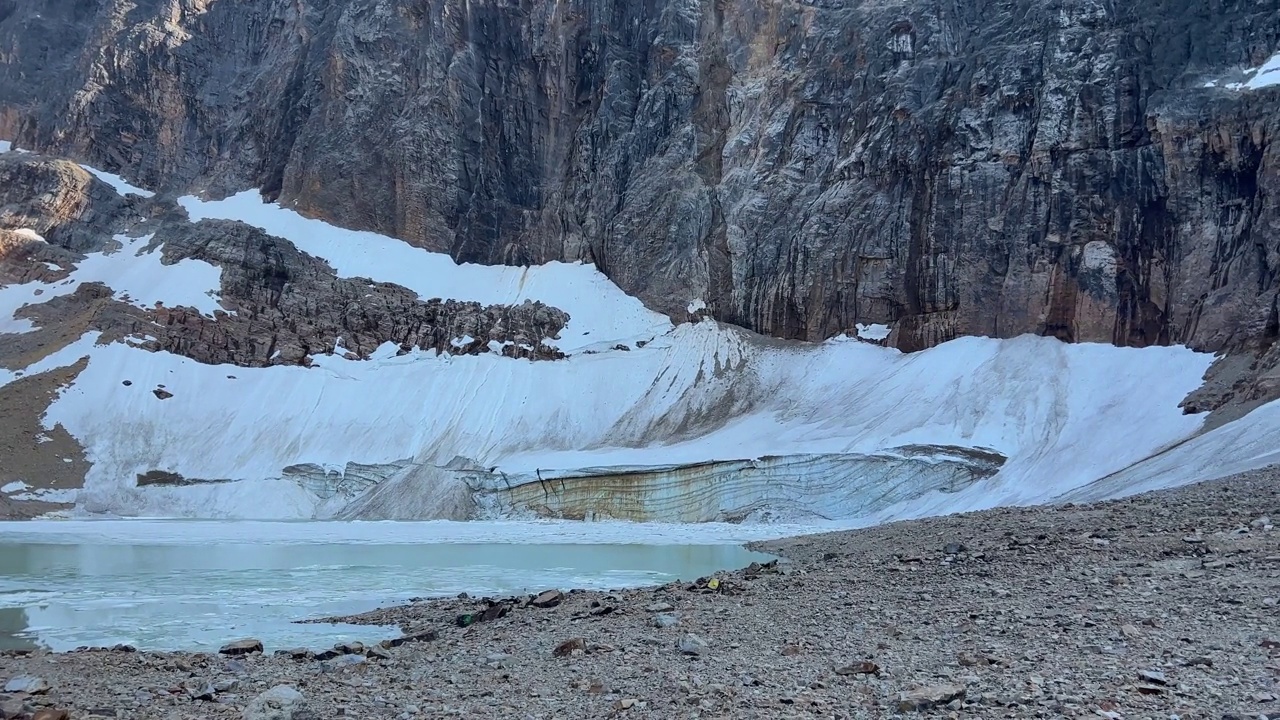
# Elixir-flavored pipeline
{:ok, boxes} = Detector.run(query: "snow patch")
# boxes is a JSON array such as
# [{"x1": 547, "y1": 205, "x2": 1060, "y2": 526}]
[
  {"x1": 855, "y1": 323, "x2": 891, "y2": 341},
  {"x1": 1, "y1": 481, "x2": 30, "y2": 494},
  {"x1": 1204, "y1": 51, "x2": 1280, "y2": 90},
  {"x1": 0, "y1": 235, "x2": 224, "y2": 333},
  {"x1": 11, "y1": 228, "x2": 45, "y2": 243},
  {"x1": 80, "y1": 166, "x2": 155, "y2": 198},
  {"x1": 178, "y1": 191, "x2": 672, "y2": 352},
  {"x1": 0, "y1": 332, "x2": 102, "y2": 389},
  {"x1": 0, "y1": 141, "x2": 10, "y2": 153},
  {"x1": 12, "y1": 487, "x2": 78, "y2": 503}
]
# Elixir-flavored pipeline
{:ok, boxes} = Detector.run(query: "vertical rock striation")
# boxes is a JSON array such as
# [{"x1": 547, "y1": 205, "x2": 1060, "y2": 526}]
[{"x1": 0, "y1": 0, "x2": 1277, "y2": 365}]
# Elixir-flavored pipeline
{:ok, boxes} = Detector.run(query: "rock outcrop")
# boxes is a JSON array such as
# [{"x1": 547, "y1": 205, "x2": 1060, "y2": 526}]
[
  {"x1": 2, "y1": 0, "x2": 1278, "y2": 363},
  {"x1": 0, "y1": 154, "x2": 571, "y2": 367}
]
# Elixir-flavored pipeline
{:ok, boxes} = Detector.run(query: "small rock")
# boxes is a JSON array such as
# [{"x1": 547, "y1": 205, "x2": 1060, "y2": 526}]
[
  {"x1": 1138, "y1": 669, "x2": 1168, "y2": 685},
  {"x1": 780, "y1": 644, "x2": 802, "y2": 656},
  {"x1": 276, "y1": 648, "x2": 313, "y2": 660},
  {"x1": 1120, "y1": 624, "x2": 1141, "y2": 639},
  {"x1": 898, "y1": 684, "x2": 966, "y2": 712},
  {"x1": 3, "y1": 677, "x2": 50, "y2": 695},
  {"x1": 1251, "y1": 516, "x2": 1271, "y2": 529},
  {"x1": 215, "y1": 679, "x2": 240, "y2": 693},
  {"x1": 366, "y1": 645, "x2": 392, "y2": 660},
  {"x1": 152, "y1": 388, "x2": 173, "y2": 400},
  {"x1": 616, "y1": 698, "x2": 639, "y2": 710},
  {"x1": 1136, "y1": 684, "x2": 1166, "y2": 695},
  {"x1": 647, "y1": 602, "x2": 675, "y2": 613},
  {"x1": 334, "y1": 641, "x2": 364, "y2": 655},
  {"x1": 31, "y1": 711, "x2": 69, "y2": 720},
  {"x1": 384, "y1": 628, "x2": 437, "y2": 647},
  {"x1": 243, "y1": 685, "x2": 307, "y2": 720},
  {"x1": 943, "y1": 542, "x2": 968, "y2": 555},
  {"x1": 653, "y1": 614, "x2": 679, "y2": 628},
  {"x1": 531, "y1": 589, "x2": 565, "y2": 608},
  {"x1": 219, "y1": 638, "x2": 263, "y2": 656},
  {"x1": 0, "y1": 697, "x2": 24, "y2": 719},
  {"x1": 321, "y1": 654, "x2": 366, "y2": 670},
  {"x1": 552, "y1": 638, "x2": 586, "y2": 657},
  {"x1": 183, "y1": 679, "x2": 217, "y2": 701},
  {"x1": 834, "y1": 661, "x2": 880, "y2": 675},
  {"x1": 678, "y1": 634, "x2": 709, "y2": 656}
]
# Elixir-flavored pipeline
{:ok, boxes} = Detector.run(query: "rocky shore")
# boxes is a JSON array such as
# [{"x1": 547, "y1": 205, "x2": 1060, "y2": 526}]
[{"x1": 0, "y1": 469, "x2": 1277, "y2": 719}]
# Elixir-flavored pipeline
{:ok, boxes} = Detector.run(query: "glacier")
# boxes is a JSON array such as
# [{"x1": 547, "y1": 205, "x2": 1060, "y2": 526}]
[{"x1": 0, "y1": 145, "x2": 1260, "y2": 523}]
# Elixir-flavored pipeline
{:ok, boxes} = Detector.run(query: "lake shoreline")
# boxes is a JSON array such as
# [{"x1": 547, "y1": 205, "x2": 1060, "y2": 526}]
[{"x1": 0, "y1": 468, "x2": 1277, "y2": 719}]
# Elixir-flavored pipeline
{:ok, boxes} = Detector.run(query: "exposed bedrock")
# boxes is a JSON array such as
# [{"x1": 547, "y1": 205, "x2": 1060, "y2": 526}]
[
  {"x1": 0, "y1": 154, "x2": 571, "y2": 367},
  {"x1": 3, "y1": 0, "x2": 1279, "y2": 364}
]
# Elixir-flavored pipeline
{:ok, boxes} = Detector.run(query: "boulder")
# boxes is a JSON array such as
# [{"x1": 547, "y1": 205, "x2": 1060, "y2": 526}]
[
  {"x1": 243, "y1": 685, "x2": 307, "y2": 720},
  {"x1": 219, "y1": 638, "x2": 263, "y2": 655}
]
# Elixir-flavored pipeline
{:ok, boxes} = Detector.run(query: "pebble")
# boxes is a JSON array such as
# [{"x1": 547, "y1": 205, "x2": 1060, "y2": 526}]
[
  {"x1": 0, "y1": 473, "x2": 1273, "y2": 720},
  {"x1": 898, "y1": 684, "x2": 966, "y2": 712},
  {"x1": 1138, "y1": 669, "x2": 1168, "y2": 685},
  {"x1": 678, "y1": 634, "x2": 709, "y2": 656}
]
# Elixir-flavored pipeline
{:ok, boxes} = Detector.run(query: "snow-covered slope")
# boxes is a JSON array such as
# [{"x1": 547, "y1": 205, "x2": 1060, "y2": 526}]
[
  {"x1": 0, "y1": 152, "x2": 1233, "y2": 521},
  {"x1": 1059, "y1": 397, "x2": 1280, "y2": 504},
  {"x1": 35, "y1": 324, "x2": 1213, "y2": 521}
]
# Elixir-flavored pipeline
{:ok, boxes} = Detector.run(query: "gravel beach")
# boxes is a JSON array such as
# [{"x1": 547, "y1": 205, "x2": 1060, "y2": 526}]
[{"x1": 1, "y1": 469, "x2": 1277, "y2": 719}]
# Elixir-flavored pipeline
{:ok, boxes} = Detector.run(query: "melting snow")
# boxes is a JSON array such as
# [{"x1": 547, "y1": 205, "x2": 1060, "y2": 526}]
[{"x1": 0, "y1": 141, "x2": 10, "y2": 153}]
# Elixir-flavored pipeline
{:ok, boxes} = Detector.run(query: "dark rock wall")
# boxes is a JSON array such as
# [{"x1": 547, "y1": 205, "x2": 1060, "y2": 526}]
[{"x1": 2, "y1": 0, "x2": 1279, "y2": 356}]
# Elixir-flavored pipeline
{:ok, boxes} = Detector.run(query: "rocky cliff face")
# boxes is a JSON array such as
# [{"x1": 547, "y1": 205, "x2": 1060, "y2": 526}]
[{"x1": 2, "y1": 1, "x2": 1279, "y2": 365}]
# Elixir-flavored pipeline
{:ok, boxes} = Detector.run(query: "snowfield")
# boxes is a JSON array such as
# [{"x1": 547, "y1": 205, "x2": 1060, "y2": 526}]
[{"x1": 0, "y1": 156, "x2": 1268, "y2": 523}]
